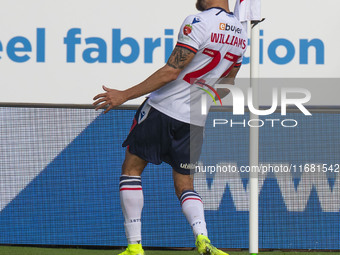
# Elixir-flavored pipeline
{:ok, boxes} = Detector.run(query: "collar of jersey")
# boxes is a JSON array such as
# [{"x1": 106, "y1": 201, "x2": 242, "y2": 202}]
[{"x1": 206, "y1": 7, "x2": 234, "y2": 15}]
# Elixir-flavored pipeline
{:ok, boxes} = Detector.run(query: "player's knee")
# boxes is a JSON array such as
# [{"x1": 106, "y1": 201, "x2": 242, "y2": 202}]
[
  {"x1": 121, "y1": 160, "x2": 143, "y2": 176},
  {"x1": 121, "y1": 150, "x2": 147, "y2": 176}
]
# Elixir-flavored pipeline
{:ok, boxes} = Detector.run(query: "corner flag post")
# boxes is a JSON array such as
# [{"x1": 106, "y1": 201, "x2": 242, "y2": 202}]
[
  {"x1": 249, "y1": 18, "x2": 260, "y2": 255},
  {"x1": 234, "y1": 1, "x2": 262, "y2": 254}
]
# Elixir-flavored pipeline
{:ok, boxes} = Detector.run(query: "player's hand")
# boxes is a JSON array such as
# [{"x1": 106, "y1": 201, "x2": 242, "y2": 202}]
[{"x1": 93, "y1": 85, "x2": 127, "y2": 113}]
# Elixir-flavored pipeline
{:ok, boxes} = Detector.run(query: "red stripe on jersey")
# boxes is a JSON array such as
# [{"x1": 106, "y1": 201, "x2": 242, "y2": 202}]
[
  {"x1": 181, "y1": 197, "x2": 203, "y2": 205},
  {"x1": 221, "y1": 52, "x2": 241, "y2": 77},
  {"x1": 120, "y1": 188, "x2": 143, "y2": 191},
  {"x1": 176, "y1": 43, "x2": 198, "y2": 54},
  {"x1": 130, "y1": 118, "x2": 137, "y2": 132},
  {"x1": 235, "y1": 62, "x2": 242, "y2": 67},
  {"x1": 126, "y1": 118, "x2": 138, "y2": 152}
]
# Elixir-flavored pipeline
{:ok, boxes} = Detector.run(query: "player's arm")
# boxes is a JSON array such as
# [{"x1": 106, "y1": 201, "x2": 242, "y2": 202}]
[
  {"x1": 216, "y1": 65, "x2": 241, "y2": 99},
  {"x1": 93, "y1": 46, "x2": 195, "y2": 113}
]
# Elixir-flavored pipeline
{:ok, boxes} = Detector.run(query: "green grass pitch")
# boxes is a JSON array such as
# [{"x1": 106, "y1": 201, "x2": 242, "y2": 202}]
[{"x1": 0, "y1": 246, "x2": 339, "y2": 255}]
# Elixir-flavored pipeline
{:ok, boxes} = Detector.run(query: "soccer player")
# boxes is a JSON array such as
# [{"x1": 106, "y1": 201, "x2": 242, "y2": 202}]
[{"x1": 93, "y1": 0, "x2": 247, "y2": 254}]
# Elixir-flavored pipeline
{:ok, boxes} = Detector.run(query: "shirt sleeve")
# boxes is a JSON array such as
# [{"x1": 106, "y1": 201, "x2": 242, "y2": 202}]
[{"x1": 176, "y1": 15, "x2": 208, "y2": 54}]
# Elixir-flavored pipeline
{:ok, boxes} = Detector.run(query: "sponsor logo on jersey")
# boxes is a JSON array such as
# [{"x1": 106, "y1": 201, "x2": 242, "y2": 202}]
[
  {"x1": 183, "y1": 24, "x2": 192, "y2": 36},
  {"x1": 219, "y1": 23, "x2": 242, "y2": 34}
]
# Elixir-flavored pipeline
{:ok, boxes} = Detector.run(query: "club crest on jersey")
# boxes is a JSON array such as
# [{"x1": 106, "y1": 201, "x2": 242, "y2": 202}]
[{"x1": 183, "y1": 24, "x2": 192, "y2": 36}]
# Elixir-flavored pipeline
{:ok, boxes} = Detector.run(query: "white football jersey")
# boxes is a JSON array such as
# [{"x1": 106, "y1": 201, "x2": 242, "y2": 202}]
[{"x1": 148, "y1": 7, "x2": 247, "y2": 126}]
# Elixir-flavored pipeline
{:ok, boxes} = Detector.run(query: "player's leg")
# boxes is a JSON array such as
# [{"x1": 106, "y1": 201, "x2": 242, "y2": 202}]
[
  {"x1": 173, "y1": 170, "x2": 208, "y2": 238},
  {"x1": 169, "y1": 120, "x2": 210, "y2": 248},
  {"x1": 173, "y1": 170, "x2": 228, "y2": 255},
  {"x1": 119, "y1": 149, "x2": 148, "y2": 255},
  {"x1": 120, "y1": 100, "x2": 171, "y2": 254}
]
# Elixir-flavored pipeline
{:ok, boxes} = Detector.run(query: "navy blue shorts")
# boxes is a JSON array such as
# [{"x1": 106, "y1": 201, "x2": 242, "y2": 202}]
[{"x1": 122, "y1": 100, "x2": 204, "y2": 175}]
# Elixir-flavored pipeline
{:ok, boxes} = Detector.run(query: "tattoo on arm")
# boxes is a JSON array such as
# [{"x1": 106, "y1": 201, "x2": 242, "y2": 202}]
[{"x1": 167, "y1": 46, "x2": 195, "y2": 69}]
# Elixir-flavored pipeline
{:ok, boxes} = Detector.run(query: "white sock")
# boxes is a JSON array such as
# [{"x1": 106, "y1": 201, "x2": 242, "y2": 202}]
[
  {"x1": 120, "y1": 175, "x2": 144, "y2": 244},
  {"x1": 180, "y1": 190, "x2": 208, "y2": 239}
]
